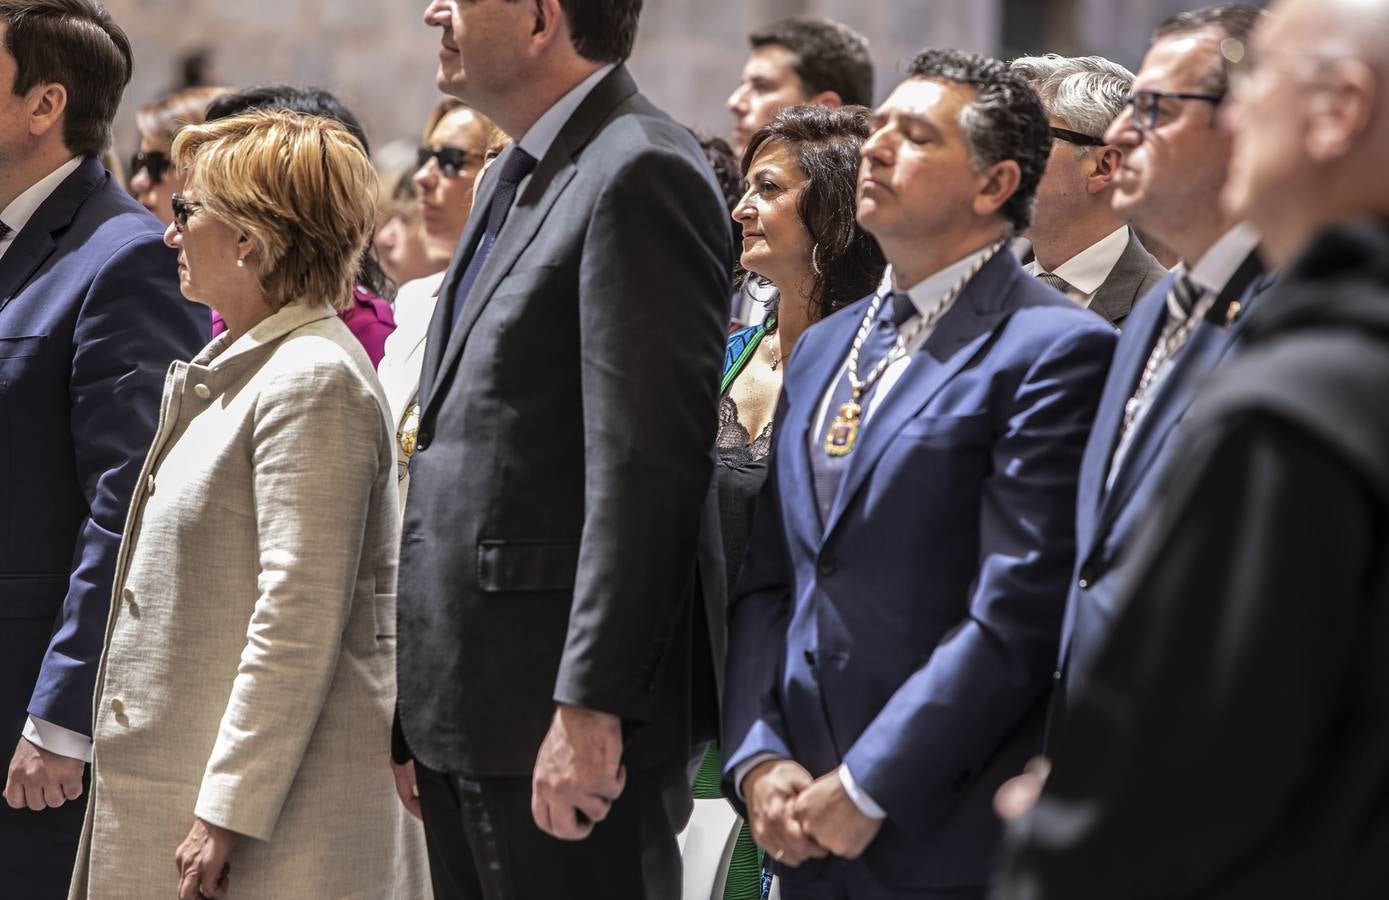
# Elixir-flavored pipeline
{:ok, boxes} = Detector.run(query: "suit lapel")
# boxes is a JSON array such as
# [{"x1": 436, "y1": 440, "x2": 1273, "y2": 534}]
[
  {"x1": 418, "y1": 68, "x2": 640, "y2": 425},
  {"x1": 1074, "y1": 272, "x2": 1173, "y2": 558},
  {"x1": 1087, "y1": 230, "x2": 1147, "y2": 326},
  {"x1": 821, "y1": 253, "x2": 1018, "y2": 540},
  {"x1": 0, "y1": 159, "x2": 104, "y2": 316}
]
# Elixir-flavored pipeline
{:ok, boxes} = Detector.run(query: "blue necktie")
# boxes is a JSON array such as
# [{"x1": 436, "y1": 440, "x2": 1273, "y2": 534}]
[
  {"x1": 812, "y1": 291, "x2": 915, "y2": 525},
  {"x1": 450, "y1": 148, "x2": 538, "y2": 328}
]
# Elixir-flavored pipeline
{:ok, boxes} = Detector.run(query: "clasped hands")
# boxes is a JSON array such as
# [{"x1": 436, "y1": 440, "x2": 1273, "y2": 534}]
[{"x1": 744, "y1": 758, "x2": 883, "y2": 865}]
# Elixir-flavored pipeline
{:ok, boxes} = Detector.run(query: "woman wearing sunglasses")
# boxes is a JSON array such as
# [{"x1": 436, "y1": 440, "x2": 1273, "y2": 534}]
[
  {"x1": 67, "y1": 109, "x2": 428, "y2": 900},
  {"x1": 129, "y1": 86, "x2": 233, "y2": 224}
]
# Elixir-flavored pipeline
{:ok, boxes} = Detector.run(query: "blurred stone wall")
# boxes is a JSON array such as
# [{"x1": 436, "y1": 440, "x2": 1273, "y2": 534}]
[{"x1": 102, "y1": 0, "x2": 1263, "y2": 164}]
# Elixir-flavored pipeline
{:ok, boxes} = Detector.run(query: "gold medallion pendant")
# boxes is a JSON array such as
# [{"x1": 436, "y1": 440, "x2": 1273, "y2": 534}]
[{"x1": 824, "y1": 400, "x2": 862, "y2": 457}]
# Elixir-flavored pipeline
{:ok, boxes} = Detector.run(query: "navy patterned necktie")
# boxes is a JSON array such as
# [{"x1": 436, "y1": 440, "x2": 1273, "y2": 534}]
[
  {"x1": 812, "y1": 291, "x2": 915, "y2": 524},
  {"x1": 450, "y1": 148, "x2": 538, "y2": 328}
]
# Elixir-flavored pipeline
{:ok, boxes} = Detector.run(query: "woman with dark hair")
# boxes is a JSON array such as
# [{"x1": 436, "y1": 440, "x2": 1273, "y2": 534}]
[
  {"x1": 684, "y1": 104, "x2": 885, "y2": 900},
  {"x1": 202, "y1": 85, "x2": 397, "y2": 368}
]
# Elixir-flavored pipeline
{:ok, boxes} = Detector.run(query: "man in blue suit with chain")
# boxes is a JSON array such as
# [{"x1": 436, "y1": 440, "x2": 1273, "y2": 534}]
[
  {"x1": 0, "y1": 3, "x2": 206, "y2": 896},
  {"x1": 721, "y1": 50, "x2": 1115, "y2": 898}
]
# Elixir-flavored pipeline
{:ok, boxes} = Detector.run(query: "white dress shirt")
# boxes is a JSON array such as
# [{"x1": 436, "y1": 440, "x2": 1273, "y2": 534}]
[
  {"x1": 1026, "y1": 224, "x2": 1130, "y2": 308},
  {"x1": 736, "y1": 245, "x2": 999, "y2": 821},
  {"x1": 3, "y1": 156, "x2": 92, "y2": 762},
  {"x1": 0, "y1": 156, "x2": 81, "y2": 263}
]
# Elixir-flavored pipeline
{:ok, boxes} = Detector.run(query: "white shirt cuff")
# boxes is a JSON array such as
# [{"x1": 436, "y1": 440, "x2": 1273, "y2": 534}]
[
  {"x1": 733, "y1": 753, "x2": 785, "y2": 801},
  {"x1": 837, "y1": 763, "x2": 887, "y2": 820},
  {"x1": 23, "y1": 716, "x2": 93, "y2": 763}
]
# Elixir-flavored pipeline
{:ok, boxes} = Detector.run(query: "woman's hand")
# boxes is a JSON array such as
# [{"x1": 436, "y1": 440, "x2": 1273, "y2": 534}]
[{"x1": 175, "y1": 818, "x2": 235, "y2": 899}]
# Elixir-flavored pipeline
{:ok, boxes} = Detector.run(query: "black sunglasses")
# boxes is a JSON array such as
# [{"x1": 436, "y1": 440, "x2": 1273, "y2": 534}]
[
  {"x1": 1050, "y1": 126, "x2": 1104, "y2": 147},
  {"x1": 131, "y1": 150, "x2": 172, "y2": 185},
  {"x1": 416, "y1": 144, "x2": 477, "y2": 178},
  {"x1": 169, "y1": 193, "x2": 204, "y2": 233}
]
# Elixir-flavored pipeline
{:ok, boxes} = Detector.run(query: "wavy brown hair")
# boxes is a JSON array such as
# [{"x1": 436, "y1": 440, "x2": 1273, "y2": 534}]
[{"x1": 742, "y1": 104, "x2": 886, "y2": 322}]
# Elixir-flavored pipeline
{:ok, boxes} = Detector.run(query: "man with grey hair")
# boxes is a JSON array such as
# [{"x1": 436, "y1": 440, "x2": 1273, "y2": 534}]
[
  {"x1": 994, "y1": 0, "x2": 1389, "y2": 894},
  {"x1": 1012, "y1": 53, "x2": 1167, "y2": 328}
]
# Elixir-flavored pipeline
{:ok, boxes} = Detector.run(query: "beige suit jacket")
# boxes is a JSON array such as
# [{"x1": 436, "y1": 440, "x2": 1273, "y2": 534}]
[{"x1": 69, "y1": 302, "x2": 428, "y2": 899}]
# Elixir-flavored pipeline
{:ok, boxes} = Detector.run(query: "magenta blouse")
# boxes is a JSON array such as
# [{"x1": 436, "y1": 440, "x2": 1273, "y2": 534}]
[{"x1": 210, "y1": 285, "x2": 396, "y2": 369}]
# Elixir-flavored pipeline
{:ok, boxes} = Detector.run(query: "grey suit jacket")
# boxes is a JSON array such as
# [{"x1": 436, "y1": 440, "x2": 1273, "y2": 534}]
[
  {"x1": 1088, "y1": 228, "x2": 1170, "y2": 329},
  {"x1": 396, "y1": 66, "x2": 732, "y2": 776}
]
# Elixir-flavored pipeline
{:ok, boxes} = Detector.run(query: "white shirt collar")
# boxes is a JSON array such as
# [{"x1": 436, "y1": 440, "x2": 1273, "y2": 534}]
[
  {"x1": 1043, "y1": 225, "x2": 1131, "y2": 298},
  {"x1": 0, "y1": 156, "x2": 82, "y2": 247},
  {"x1": 1185, "y1": 221, "x2": 1261, "y2": 296},
  {"x1": 518, "y1": 64, "x2": 617, "y2": 163},
  {"x1": 884, "y1": 244, "x2": 996, "y2": 318}
]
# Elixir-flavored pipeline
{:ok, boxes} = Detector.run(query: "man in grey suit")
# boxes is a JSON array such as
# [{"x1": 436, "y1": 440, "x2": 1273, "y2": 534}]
[
  {"x1": 394, "y1": 1, "x2": 731, "y2": 898},
  {"x1": 1013, "y1": 54, "x2": 1169, "y2": 328}
]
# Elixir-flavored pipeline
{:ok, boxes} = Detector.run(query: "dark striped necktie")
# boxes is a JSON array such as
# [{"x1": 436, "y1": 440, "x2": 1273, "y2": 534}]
[{"x1": 1037, "y1": 271, "x2": 1073, "y2": 295}]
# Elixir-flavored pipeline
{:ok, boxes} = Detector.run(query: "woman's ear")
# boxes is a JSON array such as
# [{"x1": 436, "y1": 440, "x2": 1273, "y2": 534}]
[{"x1": 237, "y1": 235, "x2": 257, "y2": 268}]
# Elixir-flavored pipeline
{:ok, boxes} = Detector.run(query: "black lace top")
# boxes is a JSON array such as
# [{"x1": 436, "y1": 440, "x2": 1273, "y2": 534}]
[{"x1": 714, "y1": 393, "x2": 772, "y2": 597}]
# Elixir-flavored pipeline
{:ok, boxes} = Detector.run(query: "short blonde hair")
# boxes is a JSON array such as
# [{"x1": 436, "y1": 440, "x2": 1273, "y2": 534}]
[{"x1": 172, "y1": 109, "x2": 379, "y2": 311}]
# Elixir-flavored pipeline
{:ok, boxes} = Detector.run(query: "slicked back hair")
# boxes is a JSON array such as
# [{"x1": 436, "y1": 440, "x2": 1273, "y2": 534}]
[
  {"x1": 535, "y1": 0, "x2": 642, "y2": 64},
  {"x1": 0, "y1": 0, "x2": 132, "y2": 157},
  {"x1": 1153, "y1": 4, "x2": 1267, "y2": 93},
  {"x1": 906, "y1": 48, "x2": 1052, "y2": 234},
  {"x1": 750, "y1": 16, "x2": 874, "y2": 108},
  {"x1": 1010, "y1": 54, "x2": 1133, "y2": 143}
]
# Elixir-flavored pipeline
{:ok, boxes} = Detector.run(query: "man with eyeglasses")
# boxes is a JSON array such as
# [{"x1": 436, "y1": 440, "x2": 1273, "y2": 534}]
[
  {"x1": 1011, "y1": 54, "x2": 1168, "y2": 329},
  {"x1": 994, "y1": 0, "x2": 1389, "y2": 894},
  {"x1": 990, "y1": 0, "x2": 1269, "y2": 847},
  {"x1": 0, "y1": 2, "x2": 206, "y2": 897}
]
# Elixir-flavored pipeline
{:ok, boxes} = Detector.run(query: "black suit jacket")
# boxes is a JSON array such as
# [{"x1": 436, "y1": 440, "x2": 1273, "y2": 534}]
[
  {"x1": 995, "y1": 218, "x2": 1389, "y2": 898},
  {"x1": 395, "y1": 66, "x2": 731, "y2": 776}
]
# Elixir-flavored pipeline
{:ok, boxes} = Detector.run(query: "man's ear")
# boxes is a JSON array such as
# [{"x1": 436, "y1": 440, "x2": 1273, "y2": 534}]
[
  {"x1": 973, "y1": 159, "x2": 1021, "y2": 219},
  {"x1": 808, "y1": 90, "x2": 845, "y2": 109},
  {"x1": 27, "y1": 82, "x2": 67, "y2": 141},
  {"x1": 529, "y1": 0, "x2": 566, "y2": 52},
  {"x1": 1306, "y1": 59, "x2": 1376, "y2": 163},
  {"x1": 1086, "y1": 146, "x2": 1123, "y2": 194}
]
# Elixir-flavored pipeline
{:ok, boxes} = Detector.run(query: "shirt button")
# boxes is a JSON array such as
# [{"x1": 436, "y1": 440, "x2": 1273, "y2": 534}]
[
  {"x1": 193, "y1": 383, "x2": 211, "y2": 399},
  {"x1": 1077, "y1": 577, "x2": 1089, "y2": 589}
]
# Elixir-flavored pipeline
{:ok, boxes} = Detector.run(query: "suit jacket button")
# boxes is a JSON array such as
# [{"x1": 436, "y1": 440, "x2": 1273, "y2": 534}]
[
  {"x1": 146, "y1": 474, "x2": 155, "y2": 494},
  {"x1": 110, "y1": 698, "x2": 124, "y2": 714},
  {"x1": 817, "y1": 559, "x2": 836, "y2": 577},
  {"x1": 415, "y1": 431, "x2": 431, "y2": 452},
  {"x1": 193, "y1": 383, "x2": 210, "y2": 399},
  {"x1": 803, "y1": 649, "x2": 817, "y2": 667}
]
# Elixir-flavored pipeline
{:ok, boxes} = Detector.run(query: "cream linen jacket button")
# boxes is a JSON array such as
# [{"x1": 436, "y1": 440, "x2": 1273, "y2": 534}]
[{"x1": 193, "y1": 383, "x2": 211, "y2": 399}]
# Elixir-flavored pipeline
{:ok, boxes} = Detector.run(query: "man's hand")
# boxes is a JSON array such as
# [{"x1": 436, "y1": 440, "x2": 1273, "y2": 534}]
[
  {"x1": 532, "y1": 704, "x2": 626, "y2": 840},
  {"x1": 744, "y1": 759, "x2": 828, "y2": 867},
  {"x1": 993, "y1": 756, "x2": 1052, "y2": 823},
  {"x1": 4, "y1": 737, "x2": 84, "y2": 811},
  {"x1": 791, "y1": 770, "x2": 883, "y2": 860},
  {"x1": 392, "y1": 758, "x2": 423, "y2": 820},
  {"x1": 175, "y1": 818, "x2": 235, "y2": 900}
]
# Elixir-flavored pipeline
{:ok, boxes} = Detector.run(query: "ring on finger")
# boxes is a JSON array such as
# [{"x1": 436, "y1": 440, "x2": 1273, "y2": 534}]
[{"x1": 774, "y1": 847, "x2": 786, "y2": 861}]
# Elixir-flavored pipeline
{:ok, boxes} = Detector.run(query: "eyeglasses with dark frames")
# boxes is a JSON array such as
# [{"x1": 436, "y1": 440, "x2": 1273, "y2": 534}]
[
  {"x1": 1123, "y1": 89, "x2": 1225, "y2": 131},
  {"x1": 130, "y1": 150, "x2": 172, "y2": 186},
  {"x1": 416, "y1": 144, "x2": 479, "y2": 178},
  {"x1": 170, "y1": 193, "x2": 204, "y2": 233},
  {"x1": 1050, "y1": 126, "x2": 1104, "y2": 147}
]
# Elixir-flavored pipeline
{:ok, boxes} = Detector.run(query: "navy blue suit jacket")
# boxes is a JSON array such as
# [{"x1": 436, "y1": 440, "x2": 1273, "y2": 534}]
[
  {"x1": 1051, "y1": 254, "x2": 1268, "y2": 736},
  {"x1": 721, "y1": 250, "x2": 1114, "y2": 890},
  {"x1": 0, "y1": 158, "x2": 207, "y2": 740}
]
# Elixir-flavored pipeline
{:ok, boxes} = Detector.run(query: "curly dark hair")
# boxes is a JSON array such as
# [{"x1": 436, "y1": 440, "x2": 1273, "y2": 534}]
[
  {"x1": 742, "y1": 105, "x2": 886, "y2": 322},
  {"x1": 905, "y1": 48, "x2": 1051, "y2": 234},
  {"x1": 750, "y1": 16, "x2": 875, "y2": 108}
]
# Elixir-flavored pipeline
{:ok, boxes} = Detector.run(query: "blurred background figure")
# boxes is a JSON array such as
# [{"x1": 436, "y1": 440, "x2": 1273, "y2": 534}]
[
  {"x1": 130, "y1": 85, "x2": 233, "y2": 225},
  {"x1": 69, "y1": 108, "x2": 428, "y2": 900},
  {"x1": 204, "y1": 84, "x2": 396, "y2": 367},
  {"x1": 1011, "y1": 54, "x2": 1167, "y2": 328},
  {"x1": 375, "y1": 170, "x2": 437, "y2": 289}
]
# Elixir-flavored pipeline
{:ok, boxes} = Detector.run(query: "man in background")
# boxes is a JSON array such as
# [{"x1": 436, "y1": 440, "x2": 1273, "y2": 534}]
[{"x1": 1012, "y1": 53, "x2": 1167, "y2": 328}]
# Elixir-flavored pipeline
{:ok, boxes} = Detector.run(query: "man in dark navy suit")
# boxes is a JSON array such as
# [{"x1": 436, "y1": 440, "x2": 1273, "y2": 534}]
[
  {"x1": 993, "y1": 6, "x2": 1272, "y2": 829},
  {"x1": 0, "y1": 2, "x2": 206, "y2": 896},
  {"x1": 720, "y1": 49, "x2": 1115, "y2": 898}
]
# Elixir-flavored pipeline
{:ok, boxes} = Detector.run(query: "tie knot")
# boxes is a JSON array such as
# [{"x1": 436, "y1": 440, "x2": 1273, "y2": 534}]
[
  {"x1": 1166, "y1": 272, "x2": 1201, "y2": 320},
  {"x1": 1037, "y1": 271, "x2": 1073, "y2": 295},
  {"x1": 883, "y1": 290, "x2": 915, "y2": 328},
  {"x1": 498, "y1": 148, "x2": 538, "y2": 185}
]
